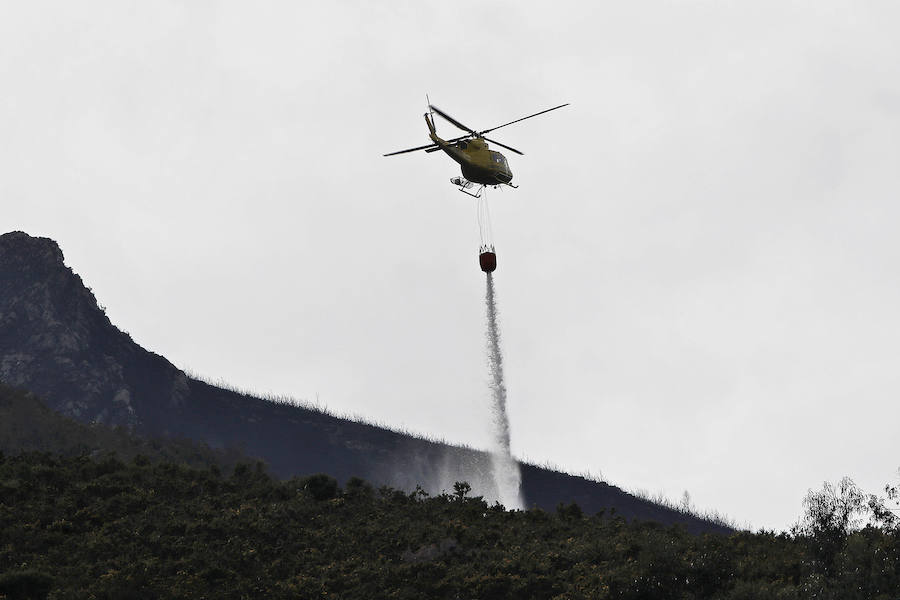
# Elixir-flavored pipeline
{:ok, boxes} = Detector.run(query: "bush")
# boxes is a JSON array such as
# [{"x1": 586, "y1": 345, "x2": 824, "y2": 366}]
[
  {"x1": 0, "y1": 570, "x2": 54, "y2": 600},
  {"x1": 302, "y1": 473, "x2": 339, "y2": 501}
]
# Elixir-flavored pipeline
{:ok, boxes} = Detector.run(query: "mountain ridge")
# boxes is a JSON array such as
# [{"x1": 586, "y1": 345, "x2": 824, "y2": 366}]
[{"x1": 0, "y1": 230, "x2": 731, "y2": 533}]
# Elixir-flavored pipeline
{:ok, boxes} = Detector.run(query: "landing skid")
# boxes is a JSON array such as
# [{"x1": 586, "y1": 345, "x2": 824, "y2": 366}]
[
  {"x1": 459, "y1": 185, "x2": 485, "y2": 198},
  {"x1": 451, "y1": 177, "x2": 484, "y2": 198},
  {"x1": 450, "y1": 177, "x2": 517, "y2": 197}
]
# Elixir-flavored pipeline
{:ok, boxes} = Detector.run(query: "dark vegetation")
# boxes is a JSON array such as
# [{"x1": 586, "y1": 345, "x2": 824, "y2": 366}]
[
  {"x1": 2, "y1": 379, "x2": 898, "y2": 598},
  {"x1": 1, "y1": 452, "x2": 898, "y2": 600}
]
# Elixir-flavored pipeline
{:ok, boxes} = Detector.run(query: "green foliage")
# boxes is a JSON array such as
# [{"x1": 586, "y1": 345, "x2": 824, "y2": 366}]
[
  {"x1": 797, "y1": 477, "x2": 866, "y2": 539},
  {"x1": 1, "y1": 454, "x2": 898, "y2": 599},
  {"x1": 557, "y1": 501, "x2": 584, "y2": 521},
  {"x1": 868, "y1": 473, "x2": 900, "y2": 533},
  {"x1": 344, "y1": 475, "x2": 374, "y2": 500},
  {"x1": 788, "y1": 477, "x2": 900, "y2": 599},
  {"x1": 452, "y1": 480, "x2": 471, "y2": 501},
  {"x1": 795, "y1": 477, "x2": 871, "y2": 580},
  {"x1": 0, "y1": 570, "x2": 54, "y2": 600},
  {"x1": 300, "y1": 473, "x2": 339, "y2": 501}
]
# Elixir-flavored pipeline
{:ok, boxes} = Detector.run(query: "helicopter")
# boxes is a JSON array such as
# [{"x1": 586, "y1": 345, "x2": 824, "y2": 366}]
[{"x1": 384, "y1": 100, "x2": 568, "y2": 197}]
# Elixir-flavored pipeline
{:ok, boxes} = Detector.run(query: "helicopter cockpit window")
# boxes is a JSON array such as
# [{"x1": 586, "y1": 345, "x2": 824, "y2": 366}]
[{"x1": 458, "y1": 140, "x2": 468, "y2": 149}]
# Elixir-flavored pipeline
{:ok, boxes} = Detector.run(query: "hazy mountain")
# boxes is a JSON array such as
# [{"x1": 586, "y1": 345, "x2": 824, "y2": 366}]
[{"x1": 0, "y1": 231, "x2": 730, "y2": 533}]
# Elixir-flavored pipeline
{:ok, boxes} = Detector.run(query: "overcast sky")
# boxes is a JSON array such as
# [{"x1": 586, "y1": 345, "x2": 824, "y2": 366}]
[{"x1": 3, "y1": 1, "x2": 900, "y2": 530}]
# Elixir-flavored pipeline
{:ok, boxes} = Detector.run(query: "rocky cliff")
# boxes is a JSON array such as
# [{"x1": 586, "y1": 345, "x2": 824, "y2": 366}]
[{"x1": 0, "y1": 232, "x2": 190, "y2": 428}]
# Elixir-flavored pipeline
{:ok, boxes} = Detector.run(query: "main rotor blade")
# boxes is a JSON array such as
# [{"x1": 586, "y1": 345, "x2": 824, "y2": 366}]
[
  {"x1": 483, "y1": 136, "x2": 524, "y2": 155},
  {"x1": 383, "y1": 142, "x2": 439, "y2": 156},
  {"x1": 429, "y1": 104, "x2": 476, "y2": 134},
  {"x1": 383, "y1": 134, "x2": 471, "y2": 157},
  {"x1": 480, "y1": 103, "x2": 569, "y2": 135}
]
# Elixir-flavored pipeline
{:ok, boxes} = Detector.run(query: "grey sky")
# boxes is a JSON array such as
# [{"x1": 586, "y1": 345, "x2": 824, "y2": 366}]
[{"x1": 3, "y1": 1, "x2": 899, "y2": 529}]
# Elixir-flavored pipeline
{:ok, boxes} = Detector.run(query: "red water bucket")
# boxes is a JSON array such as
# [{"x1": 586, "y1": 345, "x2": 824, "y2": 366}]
[{"x1": 479, "y1": 251, "x2": 497, "y2": 273}]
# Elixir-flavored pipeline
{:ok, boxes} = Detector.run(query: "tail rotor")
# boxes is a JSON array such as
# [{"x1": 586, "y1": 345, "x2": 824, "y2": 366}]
[{"x1": 425, "y1": 94, "x2": 436, "y2": 131}]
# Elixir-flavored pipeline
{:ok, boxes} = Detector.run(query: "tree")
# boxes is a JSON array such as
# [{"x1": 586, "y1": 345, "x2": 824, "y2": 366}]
[
  {"x1": 868, "y1": 469, "x2": 900, "y2": 532},
  {"x1": 344, "y1": 476, "x2": 374, "y2": 500},
  {"x1": 556, "y1": 502, "x2": 583, "y2": 520},
  {"x1": 452, "y1": 481, "x2": 471, "y2": 501},
  {"x1": 302, "y1": 473, "x2": 339, "y2": 501},
  {"x1": 796, "y1": 477, "x2": 866, "y2": 576}
]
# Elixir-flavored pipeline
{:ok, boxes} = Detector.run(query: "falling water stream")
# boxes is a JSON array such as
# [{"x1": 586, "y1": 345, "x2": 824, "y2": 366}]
[{"x1": 484, "y1": 272, "x2": 524, "y2": 509}]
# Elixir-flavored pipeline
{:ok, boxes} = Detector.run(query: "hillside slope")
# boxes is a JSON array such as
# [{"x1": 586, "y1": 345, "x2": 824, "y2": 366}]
[
  {"x1": 0, "y1": 382, "x2": 254, "y2": 470},
  {"x1": 5, "y1": 452, "x2": 896, "y2": 599},
  {"x1": 0, "y1": 231, "x2": 729, "y2": 533}
]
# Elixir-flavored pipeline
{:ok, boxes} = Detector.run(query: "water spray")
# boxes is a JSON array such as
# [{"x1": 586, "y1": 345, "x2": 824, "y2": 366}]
[
  {"x1": 484, "y1": 272, "x2": 523, "y2": 509},
  {"x1": 476, "y1": 194, "x2": 523, "y2": 509}
]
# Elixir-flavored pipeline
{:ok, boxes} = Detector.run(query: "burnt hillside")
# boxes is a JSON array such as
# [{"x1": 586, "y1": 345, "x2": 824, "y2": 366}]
[{"x1": 0, "y1": 231, "x2": 730, "y2": 533}]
